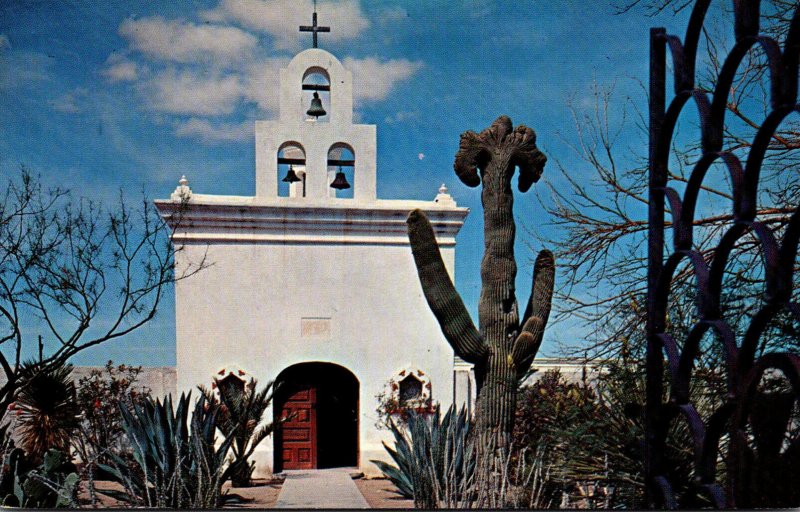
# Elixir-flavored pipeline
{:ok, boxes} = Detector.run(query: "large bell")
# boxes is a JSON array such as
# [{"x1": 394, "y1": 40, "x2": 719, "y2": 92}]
[
  {"x1": 281, "y1": 165, "x2": 301, "y2": 183},
  {"x1": 330, "y1": 167, "x2": 351, "y2": 190},
  {"x1": 306, "y1": 92, "x2": 326, "y2": 118}
]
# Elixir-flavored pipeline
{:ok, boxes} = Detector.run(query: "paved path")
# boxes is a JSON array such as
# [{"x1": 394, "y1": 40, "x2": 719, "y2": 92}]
[{"x1": 275, "y1": 469, "x2": 369, "y2": 509}]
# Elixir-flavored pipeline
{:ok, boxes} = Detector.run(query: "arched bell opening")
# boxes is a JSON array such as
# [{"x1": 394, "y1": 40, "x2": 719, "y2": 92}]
[
  {"x1": 327, "y1": 143, "x2": 354, "y2": 199},
  {"x1": 273, "y1": 362, "x2": 359, "y2": 472},
  {"x1": 278, "y1": 142, "x2": 307, "y2": 198},
  {"x1": 302, "y1": 67, "x2": 330, "y2": 123}
]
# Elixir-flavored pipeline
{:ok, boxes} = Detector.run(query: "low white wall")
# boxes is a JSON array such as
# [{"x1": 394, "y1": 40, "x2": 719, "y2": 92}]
[{"x1": 0, "y1": 366, "x2": 177, "y2": 400}]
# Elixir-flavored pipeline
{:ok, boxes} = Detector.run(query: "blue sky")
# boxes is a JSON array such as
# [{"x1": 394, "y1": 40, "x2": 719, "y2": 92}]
[{"x1": 0, "y1": 1, "x2": 692, "y2": 366}]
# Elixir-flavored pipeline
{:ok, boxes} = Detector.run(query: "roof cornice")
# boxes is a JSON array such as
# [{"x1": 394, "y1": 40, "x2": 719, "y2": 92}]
[{"x1": 154, "y1": 196, "x2": 469, "y2": 246}]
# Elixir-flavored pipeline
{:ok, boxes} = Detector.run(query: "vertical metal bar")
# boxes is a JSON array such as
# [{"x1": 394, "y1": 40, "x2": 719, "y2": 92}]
[{"x1": 646, "y1": 26, "x2": 667, "y2": 509}]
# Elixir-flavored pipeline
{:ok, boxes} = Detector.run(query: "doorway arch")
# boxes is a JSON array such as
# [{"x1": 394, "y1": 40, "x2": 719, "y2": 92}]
[{"x1": 274, "y1": 362, "x2": 359, "y2": 471}]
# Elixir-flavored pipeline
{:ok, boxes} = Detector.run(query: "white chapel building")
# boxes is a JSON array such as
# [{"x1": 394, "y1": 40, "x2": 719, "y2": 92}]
[{"x1": 155, "y1": 39, "x2": 471, "y2": 475}]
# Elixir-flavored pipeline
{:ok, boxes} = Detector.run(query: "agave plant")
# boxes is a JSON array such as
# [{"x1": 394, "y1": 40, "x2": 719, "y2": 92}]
[
  {"x1": 372, "y1": 404, "x2": 475, "y2": 509},
  {"x1": 199, "y1": 376, "x2": 278, "y2": 487},
  {"x1": 99, "y1": 392, "x2": 235, "y2": 508},
  {"x1": 13, "y1": 361, "x2": 79, "y2": 463}
]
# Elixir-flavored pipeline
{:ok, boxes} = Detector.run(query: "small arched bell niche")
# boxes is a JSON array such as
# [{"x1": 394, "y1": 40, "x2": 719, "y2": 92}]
[
  {"x1": 399, "y1": 374, "x2": 424, "y2": 405},
  {"x1": 384, "y1": 366, "x2": 433, "y2": 407},
  {"x1": 218, "y1": 372, "x2": 246, "y2": 395},
  {"x1": 278, "y1": 142, "x2": 307, "y2": 198},
  {"x1": 302, "y1": 67, "x2": 330, "y2": 123},
  {"x1": 212, "y1": 365, "x2": 249, "y2": 396},
  {"x1": 327, "y1": 143, "x2": 354, "y2": 199}
]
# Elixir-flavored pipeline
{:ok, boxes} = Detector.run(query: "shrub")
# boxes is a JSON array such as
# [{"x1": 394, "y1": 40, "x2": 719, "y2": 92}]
[
  {"x1": 73, "y1": 361, "x2": 149, "y2": 468},
  {"x1": 471, "y1": 435, "x2": 558, "y2": 509},
  {"x1": 12, "y1": 361, "x2": 79, "y2": 464},
  {"x1": 374, "y1": 377, "x2": 436, "y2": 431},
  {"x1": 512, "y1": 367, "x2": 645, "y2": 509}
]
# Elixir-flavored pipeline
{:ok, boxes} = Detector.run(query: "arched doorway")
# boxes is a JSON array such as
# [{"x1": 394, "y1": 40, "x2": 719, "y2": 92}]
[{"x1": 274, "y1": 362, "x2": 359, "y2": 471}]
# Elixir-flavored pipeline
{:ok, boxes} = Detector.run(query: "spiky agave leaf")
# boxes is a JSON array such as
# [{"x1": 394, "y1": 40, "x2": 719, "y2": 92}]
[
  {"x1": 106, "y1": 391, "x2": 235, "y2": 507},
  {"x1": 374, "y1": 404, "x2": 475, "y2": 507},
  {"x1": 372, "y1": 458, "x2": 414, "y2": 498}
]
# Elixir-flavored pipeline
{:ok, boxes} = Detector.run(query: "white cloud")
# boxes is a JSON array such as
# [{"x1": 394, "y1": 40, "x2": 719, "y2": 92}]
[
  {"x1": 384, "y1": 110, "x2": 418, "y2": 124},
  {"x1": 119, "y1": 16, "x2": 257, "y2": 64},
  {"x1": 143, "y1": 68, "x2": 243, "y2": 115},
  {"x1": 202, "y1": 0, "x2": 368, "y2": 51},
  {"x1": 0, "y1": 49, "x2": 51, "y2": 89},
  {"x1": 418, "y1": 153, "x2": 425, "y2": 160},
  {"x1": 377, "y1": 6, "x2": 408, "y2": 24},
  {"x1": 132, "y1": 57, "x2": 289, "y2": 118},
  {"x1": 175, "y1": 118, "x2": 252, "y2": 143},
  {"x1": 101, "y1": 3, "x2": 416, "y2": 145},
  {"x1": 102, "y1": 55, "x2": 139, "y2": 82},
  {"x1": 51, "y1": 88, "x2": 89, "y2": 113},
  {"x1": 343, "y1": 57, "x2": 423, "y2": 101},
  {"x1": 239, "y1": 57, "x2": 290, "y2": 113}
]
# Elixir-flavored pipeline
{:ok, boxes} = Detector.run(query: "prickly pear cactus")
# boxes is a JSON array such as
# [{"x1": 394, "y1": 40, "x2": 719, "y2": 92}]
[
  {"x1": 407, "y1": 115, "x2": 554, "y2": 439},
  {"x1": 2, "y1": 449, "x2": 80, "y2": 508}
]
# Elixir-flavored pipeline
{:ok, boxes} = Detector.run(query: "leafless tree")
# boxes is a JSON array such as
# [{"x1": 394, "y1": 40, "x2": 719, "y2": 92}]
[
  {"x1": 535, "y1": 1, "x2": 799, "y2": 362},
  {"x1": 0, "y1": 167, "x2": 204, "y2": 423}
]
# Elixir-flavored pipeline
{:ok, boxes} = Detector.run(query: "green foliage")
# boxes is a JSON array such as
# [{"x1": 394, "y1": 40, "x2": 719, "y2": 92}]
[
  {"x1": 199, "y1": 375, "x2": 278, "y2": 487},
  {"x1": 510, "y1": 364, "x2": 738, "y2": 509},
  {"x1": 373, "y1": 405, "x2": 474, "y2": 509},
  {"x1": 0, "y1": 444, "x2": 25, "y2": 505},
  {"x1": 512, "y1": 367, "x2": 644, "y2": 508},
  {"x1": 1, "y1": 449, "x2": 79, "y2": 508},
  {"x1": 99, "y1": 392, "x2": 234, "y2": 508},
  {"x1": 73, "y1": 361, "x2": 149, "y2": 469},
  {"x1": 13, "y1": 361, "x2": 79, "y2": 464}
]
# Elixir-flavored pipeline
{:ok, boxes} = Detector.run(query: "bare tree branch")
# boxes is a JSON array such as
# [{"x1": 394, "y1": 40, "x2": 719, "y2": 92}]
[
  {"x1": 533, "y1": 5, "x2": 799, "y2": 360},
  {"x1": 0, "y1": 167, "x2": 207, "y2": 419}
]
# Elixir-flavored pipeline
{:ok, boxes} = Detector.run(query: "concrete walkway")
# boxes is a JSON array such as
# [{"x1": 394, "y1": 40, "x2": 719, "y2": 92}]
[{"x1": 275, "y1": 469, "x2": 369, "y2": 509}]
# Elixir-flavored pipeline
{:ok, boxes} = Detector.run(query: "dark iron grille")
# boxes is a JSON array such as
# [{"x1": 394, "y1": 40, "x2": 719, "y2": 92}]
[{"x1": 646, "y1": 1, "x2": 799, "y2": 508}]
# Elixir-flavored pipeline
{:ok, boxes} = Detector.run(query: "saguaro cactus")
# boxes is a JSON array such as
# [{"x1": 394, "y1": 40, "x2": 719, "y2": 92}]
[{"x1": 407, "y1": 115, "x2": 554, "y2": 439}]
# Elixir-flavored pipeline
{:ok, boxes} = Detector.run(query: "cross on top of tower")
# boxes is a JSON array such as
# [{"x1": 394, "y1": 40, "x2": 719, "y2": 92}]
[{"x1": 299, "y1": 0, "x2": 330, "y2": 49}]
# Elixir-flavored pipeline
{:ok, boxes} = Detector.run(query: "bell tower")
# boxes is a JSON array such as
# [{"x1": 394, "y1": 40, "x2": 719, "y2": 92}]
[{"x1": 255, "y1": 46, "x2": 376, "y2": 202}]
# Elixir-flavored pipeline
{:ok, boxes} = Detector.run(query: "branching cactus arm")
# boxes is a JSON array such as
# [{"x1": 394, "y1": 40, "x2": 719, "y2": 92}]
[
  {"x1": 513, "y1": 249, "x2": 555, "y2": 377},
  {"x1": 407, "y1": 209, "x2": 488, "y2": 363}
]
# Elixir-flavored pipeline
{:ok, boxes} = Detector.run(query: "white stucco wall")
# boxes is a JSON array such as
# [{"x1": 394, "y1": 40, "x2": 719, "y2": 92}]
[{"x1": 160, "y1": 199, "x2": 466, "y2": 473}]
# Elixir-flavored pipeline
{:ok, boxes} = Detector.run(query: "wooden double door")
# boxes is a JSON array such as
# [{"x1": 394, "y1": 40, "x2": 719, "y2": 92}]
[{"x1": 275, "y1": 363, "x2": 359, "y2": 472}]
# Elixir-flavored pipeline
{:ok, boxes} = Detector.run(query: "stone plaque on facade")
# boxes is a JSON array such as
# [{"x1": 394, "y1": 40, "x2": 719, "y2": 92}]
[{"x1": 301, "y1": 317, "x2": 331, "y2": 338}]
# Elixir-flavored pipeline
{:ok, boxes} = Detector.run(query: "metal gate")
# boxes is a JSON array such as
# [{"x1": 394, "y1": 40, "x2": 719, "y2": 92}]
[{"x1": 646, "y1": 1, "x2": 799, "y2": 507}]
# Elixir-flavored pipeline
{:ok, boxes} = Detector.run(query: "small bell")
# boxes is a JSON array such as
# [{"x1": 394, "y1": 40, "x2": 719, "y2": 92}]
[
  {"x1": 306, "y1": 92, "x2": 326, "y2": 118},
  {"x1": 282, "y1": 165, "x2": 301, "y2": 183},
  {"x1": 330, "y1": 166, "x2": 351, "y2": 190}
]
